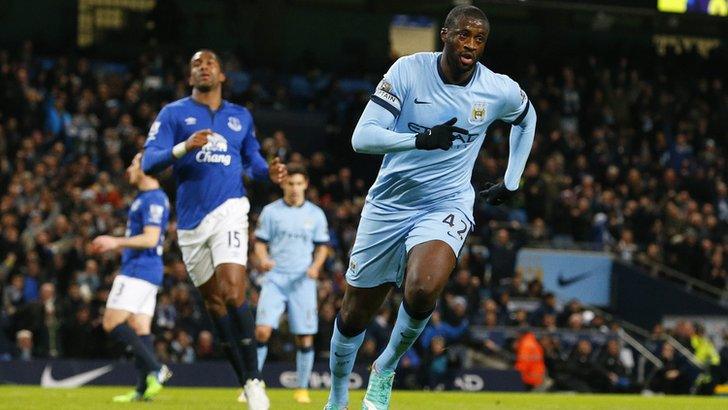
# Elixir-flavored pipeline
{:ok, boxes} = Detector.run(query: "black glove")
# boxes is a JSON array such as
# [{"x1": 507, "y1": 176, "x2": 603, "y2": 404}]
[
  {"x1": 479, "y1": 181, "x2": 517, "y2": 205},
  {"x1": 415, "y1": 117, "x2": 467, "y2": 150}
]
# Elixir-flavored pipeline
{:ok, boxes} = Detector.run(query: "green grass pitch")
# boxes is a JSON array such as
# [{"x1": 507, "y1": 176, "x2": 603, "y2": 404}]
[{"x1": 0, "y1": 386, "x2": 725, "y2": 409}]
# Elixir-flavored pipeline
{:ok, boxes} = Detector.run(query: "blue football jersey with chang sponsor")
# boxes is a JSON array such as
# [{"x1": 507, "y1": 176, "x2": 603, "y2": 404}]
[
  {"x1": 365, "y1": 52, "x2": 529, "y2": 222},
  {"x1": 120, "y1": 189, "x2": 170, "y2": 285},
  {"x1": 143, "y1": 97, "x2": 268, "y2": 230}
]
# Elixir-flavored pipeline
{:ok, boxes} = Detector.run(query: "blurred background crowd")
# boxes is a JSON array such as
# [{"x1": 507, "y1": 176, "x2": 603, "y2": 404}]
[{"x1": 0, "y1": 38, "x2": 726, "y2": 393}]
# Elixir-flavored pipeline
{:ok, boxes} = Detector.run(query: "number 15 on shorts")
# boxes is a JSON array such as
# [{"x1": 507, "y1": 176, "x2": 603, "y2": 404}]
[{"x1": 228, "y1": 231, "x2": 241, "y2": 248}]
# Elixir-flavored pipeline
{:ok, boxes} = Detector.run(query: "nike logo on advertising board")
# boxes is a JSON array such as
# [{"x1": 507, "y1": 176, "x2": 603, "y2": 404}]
[{"x1": 41, "y1": 364, "x2": 114, "y2": 388}]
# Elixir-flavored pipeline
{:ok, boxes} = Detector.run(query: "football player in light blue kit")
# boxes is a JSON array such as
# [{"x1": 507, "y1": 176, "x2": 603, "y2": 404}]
[
  {"x1": 324, "y1": 6, "x2": 537, "y2": 410},
  {"x1": 92, "y1": 152, "x2": 171, "y2": 402},
  {"x1": 141, "y1": 50, "x2": 286, "y2": 409},
  {"x1": 253, "y1": 164, "x2": 330, "y2": 404}
]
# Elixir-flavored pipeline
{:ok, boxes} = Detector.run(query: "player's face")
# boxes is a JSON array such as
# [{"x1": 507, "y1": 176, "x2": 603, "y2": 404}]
[
  {"x1": 189, "y1": 51, "x2": 225, "y2": 92},
  {"x1": 282, "y1": 173, "x2": 308, "y2": 202},
  {"x1": 442, "y1": 17, "x2": 488, "y2": 73},
  {"x1": 126, "y1": 153, "x2": 143, "y2": 186}
]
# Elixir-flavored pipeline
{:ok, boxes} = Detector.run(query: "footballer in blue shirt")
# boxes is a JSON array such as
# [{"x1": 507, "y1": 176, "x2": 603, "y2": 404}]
[
  {"x1": 324, "y1": 6, "x2": 537, "y2": 410},
  {"x1": 92, "y1": 152, "x2": 171, "y2": 402},
  {"x1": 141, "y1": 50, "x2": 286, "y2": 409}
]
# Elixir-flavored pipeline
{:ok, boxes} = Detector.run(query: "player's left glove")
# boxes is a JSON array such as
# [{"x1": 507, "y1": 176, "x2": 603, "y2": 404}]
[{"x1": 479, "y1": 181, "x2": 516, "y2": 205}]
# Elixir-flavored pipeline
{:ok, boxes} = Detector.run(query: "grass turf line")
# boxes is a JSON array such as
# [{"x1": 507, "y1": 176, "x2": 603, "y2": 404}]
[{"x1": 0, "y1": 386, "x2": 725, "y2": 409}]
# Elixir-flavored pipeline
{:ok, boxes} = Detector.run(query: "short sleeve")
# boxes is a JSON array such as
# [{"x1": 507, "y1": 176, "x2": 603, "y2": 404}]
[
  {"x1": 255, "y1": 207, "x2": 272, "y2": 242},
  {"x1": 144, "y1": 106, "x2": 177, "y2": 149},
  {"x1": 370, "y1": 57, "x2": 411, "y2": 118},
  {"x1": 142, "y1": 196, "x2": 168, "y2": 227},
  {"x1": 313, "y1": 210, "x2": 330, "y2": 245},
  {"x1": 500, "y1": 78, "x2": 530, "y2": 125}
]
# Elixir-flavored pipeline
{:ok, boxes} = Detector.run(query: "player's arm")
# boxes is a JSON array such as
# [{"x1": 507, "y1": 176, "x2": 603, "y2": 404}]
[
  {"x1": 307, "y1": 210, "x2": 330, "y2": 279},
  {"x1": 141, "y1": 106, "x2": 211, "y2": 174},
  {"x1": 253, "y1": 240, "x2": 275, "y2": 272},
  {"x1": 306, "y1": 244, "x2": 329, "y2": 279},
  {"x1": 253, "y1": 207, "x2": 275, "y2": 272},
  {"x1": 240, "y1": 114, "x2": 287, "y2": 184},
  {"x1": 352, "y1": 59, "x2": 464, "y2": 154},
  {"x1": 91, "y1": 226, "x2": 161, "y2": 252},
  {"x1": 481, "y1": 80, "x2": 537, "y2": 205}
]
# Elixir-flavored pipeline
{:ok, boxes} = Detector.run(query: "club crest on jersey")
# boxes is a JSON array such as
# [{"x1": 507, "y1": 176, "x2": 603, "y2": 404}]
[
  {"x1": 227, "y1": 116, "x2": 242, "y2": 132},
  {"x1": 196, "y1": 133, "x2": 232, "y2": 166},
  {"x1": 469, "y1": 102, "x2": 487, "y2": 125}
]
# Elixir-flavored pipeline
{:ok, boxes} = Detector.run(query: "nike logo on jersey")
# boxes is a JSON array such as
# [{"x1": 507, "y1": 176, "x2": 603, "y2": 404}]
[
  {"x1": 334, "y1": 351, "x2": 351, "y2": 358},
  {"x1": 41, "y1": 364, "x2": 114, "y2": 388},
  {"x1": 413, "y1": 98, "x2": 431, "y2": 104}
]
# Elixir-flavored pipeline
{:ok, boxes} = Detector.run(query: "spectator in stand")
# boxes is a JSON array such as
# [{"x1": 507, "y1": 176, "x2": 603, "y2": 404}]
[
  {"x1": 648, "y1": 343, "x2": 692, "y2": 395},
  {"x1": 514, "y1": 330, "x2": 546, "y2": 390}
]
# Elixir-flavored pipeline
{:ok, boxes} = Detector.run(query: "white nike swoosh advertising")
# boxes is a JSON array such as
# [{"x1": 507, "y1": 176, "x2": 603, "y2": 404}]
[{"x1": 40, "y1": 364, "x2": 114, "y2": 388}]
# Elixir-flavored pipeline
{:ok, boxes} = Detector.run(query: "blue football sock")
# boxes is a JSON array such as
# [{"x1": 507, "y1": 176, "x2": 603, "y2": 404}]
[
  {"x1": 135, "y1": 334, "x2": 154, "y2": 393},
  {"x1": 227, "y1": 303, "x2": 260, "y2": 380},
  {"x1": 212, "y1": 314, "x2": 247, "y2": 387},
  {"x1": 257, "y1": 342, "x2": 268, "y2": 373},
  {"x1": 328, "y1": 317, "x2": 365, "y2": 405},
  {"x1": 110, "y1": 324, "x2": 161, "y2": 374},
  {"x1": 373, "y1": 301, "x2": 432, "y2": 372},
  {"x1": 296, "y1": 346, "x2": 314, "y2": 389}
]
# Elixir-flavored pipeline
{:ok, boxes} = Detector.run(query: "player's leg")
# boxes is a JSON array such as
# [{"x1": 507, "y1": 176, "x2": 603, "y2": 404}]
[
  {"x1": 254, "y1": 325, "x2": 272, "y2": 372},
  {"x1": 288, "y1": 277, "x2": 317, "y2": 403},
  {"x1": 364, "y1": 209, "x2": 467, "y2": 409},
  {"x1": 214, "y1": 263, "x2": 260, "y2": 379},
  {"x1": 327, "y1": 283, "x2": 392, "y2": 408},
  {"x1": 327, "y1": 214, "x2": 410, "y2": 409},
  {"x1": 293, "y1": 334, "x2": 315, "y2": 403},
  {"x1": 130, "y1": 285, "x2": 172, "y2": 400},
  {"x1": 374, "y1": 241, "x2": 455, "y2": 372},
  {"x1": 254, "y1": 280, "x2": 287, "y2": 372},
  {"x1": 362, "y1": 241, "x2": 455, "y2": 410},
  {"x1": 198, "y1": 272, "x2": 250, "y2": 386},
  {"x1": 104, "y1": 278, "x2": 162, "y2": 381}
]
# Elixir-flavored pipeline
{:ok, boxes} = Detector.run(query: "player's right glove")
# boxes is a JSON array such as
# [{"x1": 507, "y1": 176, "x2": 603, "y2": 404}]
[
  {"x1": 415, "y1": 117, "x2": 467, "y2": 150},
  {"x1": 479, "y1": 181, "x2": 517, "y2": 205}
]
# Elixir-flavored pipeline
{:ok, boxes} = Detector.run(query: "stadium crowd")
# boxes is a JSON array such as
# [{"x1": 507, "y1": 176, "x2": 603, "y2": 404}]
[{"x1": 0, "y1": 41, "x2": 726, "y2": 393}]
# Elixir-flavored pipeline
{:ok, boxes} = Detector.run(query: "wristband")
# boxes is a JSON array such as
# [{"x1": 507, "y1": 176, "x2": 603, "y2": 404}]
[{"x1": 172, "y1": 142, "x2": 187, "y2": 159}]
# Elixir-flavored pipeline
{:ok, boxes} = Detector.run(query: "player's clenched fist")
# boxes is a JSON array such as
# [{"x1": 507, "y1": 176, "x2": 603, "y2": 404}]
[
  {"x1": 259, "y1": 257, "x2": 276, "y2": 272},
  {"x1": 185, "y1": 129, "x2": 212, "y2": 151},
  {"x1": 269, "y1": 157, "x2": 287, "y2": 184}
]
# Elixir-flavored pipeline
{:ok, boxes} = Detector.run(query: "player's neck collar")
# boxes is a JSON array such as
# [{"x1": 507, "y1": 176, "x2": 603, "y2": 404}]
[
  {"x1": 436, "y1": 54, "x2": 477, "y2": 87},
  {"x1": 189, "y1": 96, "x2": 225, "y2": 112},
  {"x1": 283, "y1": 198, "x2": 305, "y2": 208}
]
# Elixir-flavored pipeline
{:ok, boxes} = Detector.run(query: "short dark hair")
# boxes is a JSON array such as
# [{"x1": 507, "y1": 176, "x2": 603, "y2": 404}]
[
  {"x1": 190, "y1": 49, "x2": 223, "y2": 70},
  {"x1": 444, "y1": 5, "x2": 489, "y2": 30},
  {"x1": 287, "y1": 163, "x2": 308, "y2": 179}
]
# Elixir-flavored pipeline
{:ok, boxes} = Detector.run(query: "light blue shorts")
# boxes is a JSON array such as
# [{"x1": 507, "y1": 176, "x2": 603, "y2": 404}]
[
  {"x1": 255, "y1": 273, "x2": 318, "y2": 335},
  {"x1": 346, "y1": 206, "x2": 472, "y2": 288}
]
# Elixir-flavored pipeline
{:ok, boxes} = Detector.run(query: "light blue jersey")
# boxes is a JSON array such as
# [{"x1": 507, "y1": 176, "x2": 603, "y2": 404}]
[
  {"x1": 254, "y1": 199, "x2": 329, "y2": 334},
  {"x1": 254, "y1": 199, "x2": 329, "y2": 277},
  {"x1": 360, "y1": 52, "x2": 530, "y2": 222},
  {"x1": 346, "y1": 52, "x2": 536, "y2": 288}
]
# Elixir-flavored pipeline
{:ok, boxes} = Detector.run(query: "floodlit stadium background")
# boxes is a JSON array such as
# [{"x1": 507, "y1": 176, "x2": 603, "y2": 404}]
[{"x1": 0, "y1": 0, "x2": 727, "y2": 401}]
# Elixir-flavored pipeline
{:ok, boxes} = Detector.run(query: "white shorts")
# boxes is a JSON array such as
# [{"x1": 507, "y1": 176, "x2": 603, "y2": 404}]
[
  {"x1": 106, "y1": 275, "x2": 159, "y2": 316},
  {"x1": 178, "y1": 197, "x2": 250, "y2": 287}
]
